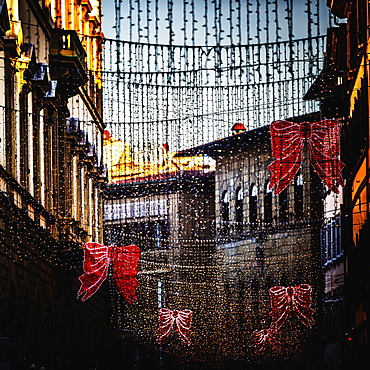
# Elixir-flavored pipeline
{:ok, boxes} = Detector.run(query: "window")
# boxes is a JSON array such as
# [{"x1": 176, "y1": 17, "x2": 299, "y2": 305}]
[
  {"x1": 279, "y1": 187, "x2": 289, "y2": 222},
  {"x1": 235, "y1": 187, "x2": 243, "y2": 232},
  {"x1": 249, "y1": 184, "x2": 258, "y2": 223},
  {"x1": 5, "y1": 62, "x2": 15, "y2": 175},
  {"x1": 19, "y1": 92, "x2": 29, "y2": 188},
  {"x1": 264, "y1": 181, "x2": 273, "y2": 224},
  {"x1": 111, "y1": 220, "x2": 170, "y2": 250},
  {"x1": 321, "y1": 216, "x2": 342, "y2": 264},
  {"x1": 294, "y1": 173, "x2": 304, "y2": 220},
  {"x1": 220, "y1": 190, "x2": 230, "y2": 234},
  {"x1": 154, "y1": 220, "x2": 169, "y2": 248},
  {"x1": 106, "y1": 224, "x2": 129, "y2": 246}
]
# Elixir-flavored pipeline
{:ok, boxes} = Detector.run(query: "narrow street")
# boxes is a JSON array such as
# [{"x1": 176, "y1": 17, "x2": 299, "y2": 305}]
[{"x1": 0, "y1": 1, "x2": 369, "y2": 369}]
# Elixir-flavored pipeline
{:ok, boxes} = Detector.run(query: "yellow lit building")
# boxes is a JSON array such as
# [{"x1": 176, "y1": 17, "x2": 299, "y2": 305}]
[{"x1": 0, "y1": 1, "x2": 109, "y2": 368}]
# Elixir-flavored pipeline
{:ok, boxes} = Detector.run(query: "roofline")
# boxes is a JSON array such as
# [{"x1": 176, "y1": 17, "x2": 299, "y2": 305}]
[
  {"x1": 174, "y1": 112, "x2": 321, "y2": 159},
  {"x1": 174, "y1": 125, "x2": 270, "y2": 158}
]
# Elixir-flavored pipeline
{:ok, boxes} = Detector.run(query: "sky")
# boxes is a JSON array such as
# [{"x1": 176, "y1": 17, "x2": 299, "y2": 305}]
[
  {"x1": 102, "y1": 0, "x2": 334, "y2": 46},
  {"x1": 100, "y1": 1, "x2": 336, "y2": 152}
]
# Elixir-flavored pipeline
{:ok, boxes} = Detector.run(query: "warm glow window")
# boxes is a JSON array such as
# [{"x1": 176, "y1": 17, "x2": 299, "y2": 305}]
[
  {"x1": 220, "y1": 190, "x2": 230, "y2": 234},
  {"x1": 294, "y1": 173, "x2": 304, "y2": 220},
  {"x1": 249, "y1": 184, "x2": 258, "y2": 224},
  {"x1": 235, "y1": 186, "x2": 243, "y2": 232},
  {"x1": 264, "y1": 181, "x2": 273, "y2": 224}
]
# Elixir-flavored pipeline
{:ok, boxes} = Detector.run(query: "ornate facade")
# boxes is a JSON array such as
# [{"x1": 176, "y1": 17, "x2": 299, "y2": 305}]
[{"x1": 0, "y1": 1, "x2": 109, "y2": 368}]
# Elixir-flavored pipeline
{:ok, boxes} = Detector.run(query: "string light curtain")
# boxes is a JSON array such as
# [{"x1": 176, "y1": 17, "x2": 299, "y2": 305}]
[{"x1": 102, "y1": 0, "x2": 333, "y2": 367}]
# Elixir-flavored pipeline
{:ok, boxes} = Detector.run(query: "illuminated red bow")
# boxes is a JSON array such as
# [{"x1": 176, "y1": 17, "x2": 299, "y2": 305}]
[
  {"x1": 77, "y1": 242, "x2": 141, "y2": 304},
  {"x1": 253, "y1": 284, "x2": 314, "y2": 353},
  {"x1": 252, "y1": 328, "x2": 281, "y2": 353},
  {"x1": 269, "y1": 284, "x2": 315, "y2": 330},
  {"x1": 157, "y1": 308, "x2": 193, "y2": 346},
  {"x1": 267, "y1": 119, "x2": 345, "y2": 195}
]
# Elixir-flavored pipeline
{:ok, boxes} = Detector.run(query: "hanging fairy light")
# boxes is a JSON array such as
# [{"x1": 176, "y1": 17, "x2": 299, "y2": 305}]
[{"x1": 101, "y1": 0, "x2": 336, "y2": 367}]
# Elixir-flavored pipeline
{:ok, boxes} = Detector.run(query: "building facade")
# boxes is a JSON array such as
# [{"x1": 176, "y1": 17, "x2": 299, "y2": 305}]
[
  {"x1": 103, "y1": 132, "x2": 217, "y2": 366},
  {"x1": 304, "y1": 22, "x2": 347, "y2": 370},
  {"x1": 0, "y1": 1, "x2": 109, "y2": 368},
  {"x1": 175, "y1": 119, "x2": 324, "y2": 367},
  {"x1": 307, "y1": 0, "x2": 370, "y2": 368}
]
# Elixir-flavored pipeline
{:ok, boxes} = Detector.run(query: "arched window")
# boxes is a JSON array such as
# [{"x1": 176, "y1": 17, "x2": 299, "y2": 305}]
[
  {"x1": 249, "y1": 184, "x2": 258, "y2": 223},
  {"x1": 279, "y1": 187, "x2": 289, "y2": 222},
  {"x1": 294, "y1": 173, "x2": 304, "y2": 220},
  {"x1": 264, "y1": 181, "x2": 273, "y2": 224},
  {"x1": 235, "y1": 187, "x2": 243, "y2": 232},
  {"x1": 220, "y1": 190, "x2": 230, "y2": 234}
]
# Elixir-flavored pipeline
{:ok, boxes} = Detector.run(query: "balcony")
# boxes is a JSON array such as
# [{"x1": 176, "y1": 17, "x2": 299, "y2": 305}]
[
  {"x1": 80, "y1": 142, "x2": 99, "y2": 171},
  {"x1": 66, "y1": 117, "x2": 80, "y2": 145},
  {"x1": 27, "y1": 63, "x2": 52, "y2": 96},
  {"x1": 97, "y1": 163, "x2": 108, "y2": 183},
  {"x1": 0, "y1": 165, "x2": 89, "y2": 267},
  {"x1": 49, "y1": 28, "x2": 88, "y2": 96},
  {"x1": 0, "y1": 164, "x2": 58, "y2": 246}
]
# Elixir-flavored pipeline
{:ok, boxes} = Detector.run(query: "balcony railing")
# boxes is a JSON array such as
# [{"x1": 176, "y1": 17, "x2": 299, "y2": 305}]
[
  {"x1": 0, "y1": 164, "x2": 86, "y2": 257},
  {"x1": 49, "y1": 28, "x2": 88, "y2": 90}
]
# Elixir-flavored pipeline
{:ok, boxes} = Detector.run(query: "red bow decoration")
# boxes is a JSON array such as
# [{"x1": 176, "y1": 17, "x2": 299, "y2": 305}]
[
  {"x1": 252, "y1": 328, "x2": 281, "y2": 353},
  {"x1": 269, "y1": 284, "x2": 315, "y2": 330},
  {"x1": 157, "y1": 308, "x2": 193, "y2": 346},
  {"x1": 77, "y1": 242, "x2": 141, "y2": 304},
  {"x1": 267, "y1": 119, "x2": 345, "y2": 195},
  {"x1": 253, "y1": 284, "x2": 314, "y2": 353}
]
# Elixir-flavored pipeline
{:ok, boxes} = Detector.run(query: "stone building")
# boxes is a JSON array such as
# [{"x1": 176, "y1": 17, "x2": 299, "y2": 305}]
[
  {"x1": 304, "y1": 24, "x2": 346, "y2": 370},
  {"x1": 176, "y1": 118, "x2": 324, "y2": 366},
  {"x1": 103, "y1": 133, "x2": 215, "y2": 263},
  {"x1": 305, "y1": 0, "x2": 370, "y2": 368},
  {"x1": 0, "y1": 1, "x2": 110, "y2": 368},
  {"x1": 103, "y1": 134, "x2": 217, "y2": 366}
]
